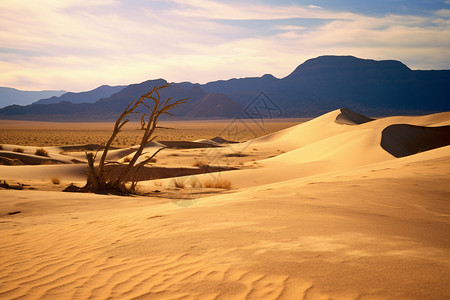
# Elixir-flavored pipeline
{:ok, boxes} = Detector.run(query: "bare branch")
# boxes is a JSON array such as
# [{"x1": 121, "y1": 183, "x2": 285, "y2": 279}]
[
  {"x1": 78, "y1": 82, "x2": 189, "y2": 195},
  {"x1": 136, "y1": 147, "x2": 166, "y2": 167}
]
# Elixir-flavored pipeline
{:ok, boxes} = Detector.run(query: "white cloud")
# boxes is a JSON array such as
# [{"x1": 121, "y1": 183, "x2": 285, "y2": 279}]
[
  {"x1": 0, "y1": 0, "x2": 449, "y2": 91},
  {"x1": 436, "y1": 9, "x2": 450, "y2": 18},
  {"x1": 169, "y1": 0, "x2": 355, "y2": 20},
  {"x1": 276, "y1": 25, "x2": 308, "y2": 31}
]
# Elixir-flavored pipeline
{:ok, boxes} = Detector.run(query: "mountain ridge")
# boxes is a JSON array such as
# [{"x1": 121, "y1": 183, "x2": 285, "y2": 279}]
[
  {"x1": 1, "y1": 55, "x2": 449, "y2": 121},
  {"x1": 33, "y1": 85, "x2": 126, "y2": 105},
  {"x1": 0, "y1": 87, "x2": 66, "y2": 108}
]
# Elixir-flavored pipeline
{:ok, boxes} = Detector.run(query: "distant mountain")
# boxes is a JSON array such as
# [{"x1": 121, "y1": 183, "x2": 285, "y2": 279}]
[
  {"x1": 0, "y1": 55, "x2": 449, "y2": 120},
  {"x1": 202, "y1": 74, "x2": 279, "y2": 108},
  {"x1": 0, "y1": 87, "x2": 66, "y2": 108},
  {"x1": 0, "y1": 79, "x2": 235, "y2": 121},
  {"x1": 202, "y1": 55, "x2": 450, "y2": 116},
  {"x1": 186, "y1": 93, "x2": 243, "y2": 118},
  {"x1": 276, "y1": 56, "x2": 450, "y2": 115},
  {"x1": 34, "y1": 85, "x2": 125, "y2": 105}
]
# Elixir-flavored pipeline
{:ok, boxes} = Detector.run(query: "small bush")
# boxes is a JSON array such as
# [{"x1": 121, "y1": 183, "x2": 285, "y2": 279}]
[
  {"x1": 51, "y1": 177, "x2": 60, "y2": 185},
  {"x1": 174, "y1": 179, "x2": 185, "y2": 189},
  {"x1": 13, "y1": 148, "x2": 24, "y2": 153},
  {"x1": 203, "y1": 177, "x2": 232, "y2": 189},
  {"x1": 191, "y1": 181, "x2": 200, "y2": 188},
  {"x1": 193, "y1": 159, "x2": 208, "y2": 168},
  {"x1": 35, "y1": 148, "x2": 49, "y2": 157}
]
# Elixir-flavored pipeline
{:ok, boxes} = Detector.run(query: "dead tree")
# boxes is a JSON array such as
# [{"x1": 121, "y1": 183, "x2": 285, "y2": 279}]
[{"x1": 79, "y1": 83, "x2": 187, "y2": 194}]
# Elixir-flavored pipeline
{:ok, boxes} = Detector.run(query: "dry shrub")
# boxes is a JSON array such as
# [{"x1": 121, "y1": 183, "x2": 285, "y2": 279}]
[
  {"x1": 35, "y1": 148, "x2": 49, "y2": 157},
  {"x1": 51, "y1": 177, "x2": 60, "y2": 185},
  {"x1": 191, "y1": 179, "x2": 202, "y2": 188},
  {"x1": 174, "y1": 179, "x2": 185, "y2": 189},
  {"x1": 193, "y1": 159, "x2": 208, "y2": 168},
  {"x1": 13, "y1": 147, "x2": 24, "y2": 153},
  {"x1": 202, "y1": 177, "x2": 232, "y2": 189}
]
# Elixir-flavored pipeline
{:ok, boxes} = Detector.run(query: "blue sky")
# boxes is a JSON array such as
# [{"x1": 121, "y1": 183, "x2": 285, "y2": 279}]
[{"x1": 0, "y1": 0, "x2": 449, "y2": 91}]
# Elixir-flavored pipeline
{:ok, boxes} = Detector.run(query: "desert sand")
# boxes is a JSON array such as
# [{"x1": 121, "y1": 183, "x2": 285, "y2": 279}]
[
  {"x1": 1, "y1": 108, "x2": 450, "y2": 299},
  {"x1": 0, "y1": 119, "x2": 306, "y2": 147}
]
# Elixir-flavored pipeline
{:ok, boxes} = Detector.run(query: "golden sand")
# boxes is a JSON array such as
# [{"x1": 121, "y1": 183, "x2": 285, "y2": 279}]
[
  {"x1": 0, "y1": 119, "x2": 306, "y2": 147},
  {"x1": 1, "y1": 110, "x2": 449, "y2": 299}
]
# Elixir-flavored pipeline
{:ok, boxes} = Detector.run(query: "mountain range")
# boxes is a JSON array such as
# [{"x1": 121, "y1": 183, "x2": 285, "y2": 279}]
[
  {"x1": 33, "y1": 85, "x2": 125, "y2": 105},
  {"x1": 0, "y1": 87, "x2": 66, "y2": 108},
  {"x1": 0, "y1": 55, "x2": 449, "y2": 121}
]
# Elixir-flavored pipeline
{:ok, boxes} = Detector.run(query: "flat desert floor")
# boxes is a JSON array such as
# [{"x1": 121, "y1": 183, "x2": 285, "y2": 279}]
[
  {"x1": 0, "y1": 119, "x2": 307, "y2": 147},
  {"x1": 1, "y1": 109, "x2": 450, "y2": 299}
]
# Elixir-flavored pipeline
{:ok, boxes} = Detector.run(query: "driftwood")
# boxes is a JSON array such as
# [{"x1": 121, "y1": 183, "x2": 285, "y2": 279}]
[{"x1": 65, "y1": 84, "x2": 187, "y2": 195}]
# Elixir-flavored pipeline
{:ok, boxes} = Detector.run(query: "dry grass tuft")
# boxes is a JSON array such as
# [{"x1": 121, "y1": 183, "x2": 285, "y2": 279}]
[
  {"x1": 35, "y1": 148, "x2": 49, "y2": 157},
  {"x1": 173, "y1": 179, "x2": 185, "y2": 189},
  {"x1": 50, "y1": 177, "x2": 60, "y2": 185},
  {"x1": 193, "y1": 159, "x2": 209, "y2": 168},
  {"x1": 13, "y1": 147, "x2": 24, "y2": 153},
  {"x1": 191, "y1": 179, "x2": 202, "y2": 188},
  {"x1": 202, "y1": 177, "x2": 232, "y2": 189}
]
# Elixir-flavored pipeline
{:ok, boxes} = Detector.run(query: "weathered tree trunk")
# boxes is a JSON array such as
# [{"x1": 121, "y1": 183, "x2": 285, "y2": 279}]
[
  {"x1": 73, "y1": 83, "x2": 187, "y2": 195},
  {"x1": 85, "y1": 152, "x2": 99, "y2": 192}
]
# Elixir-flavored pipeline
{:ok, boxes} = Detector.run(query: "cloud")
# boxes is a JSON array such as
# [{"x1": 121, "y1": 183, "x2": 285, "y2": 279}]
[
  {"x1": 436, "y1": 9, "x2": 450, "y2": 18},
  {"x1": 0, "y1": 0, "x2": 449, "y2": 91},
  {"x1": 276, "y1": 25, "x2": 308, "y2": 31},
  {"x1": 169, "y1": 0, "x2": 355, "y2": 20}
]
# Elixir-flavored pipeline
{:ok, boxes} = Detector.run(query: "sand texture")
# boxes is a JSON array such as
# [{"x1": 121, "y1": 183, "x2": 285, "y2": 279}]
[{"x1": 1, "y1": 109, "x2": 450, "y2": 299}]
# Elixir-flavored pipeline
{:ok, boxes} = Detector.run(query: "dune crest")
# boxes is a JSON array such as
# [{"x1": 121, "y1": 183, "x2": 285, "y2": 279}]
[{"x1": 335, "y1": 108, "x2": 374, "y2": 125}]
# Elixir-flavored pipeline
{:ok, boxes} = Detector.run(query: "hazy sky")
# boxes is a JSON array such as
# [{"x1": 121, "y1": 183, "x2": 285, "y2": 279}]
[{"x1": 1, "y1": 0, "x2": 449, "y2": 91}]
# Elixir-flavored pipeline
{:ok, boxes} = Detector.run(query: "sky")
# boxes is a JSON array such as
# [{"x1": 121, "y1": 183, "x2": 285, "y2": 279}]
[{"x1": 1, "y1": 0, "x2": 449, "y2": 92}]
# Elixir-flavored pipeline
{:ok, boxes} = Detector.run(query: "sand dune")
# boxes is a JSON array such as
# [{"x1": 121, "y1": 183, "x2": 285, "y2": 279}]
[
  {"x1": 381, "y1": 124, "x2": 450, "y2": 157},
  {"x1": 335, "y1": 108, "x2": 374, "y2": 125},
  {"x1": 1, "y1": 108, "x2": 450, "y2": 299},
  {"x1": 0, "y1": 151, "x2": 68, "y2": 165},
  {"x1": 0, "y1": 164, "x2": 87, "y2": 181}
]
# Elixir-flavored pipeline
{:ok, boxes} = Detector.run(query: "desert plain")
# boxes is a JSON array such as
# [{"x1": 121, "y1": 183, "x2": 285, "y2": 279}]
[{"x1": 0, "y1": 108, "x2": 450, "y2": 299}]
